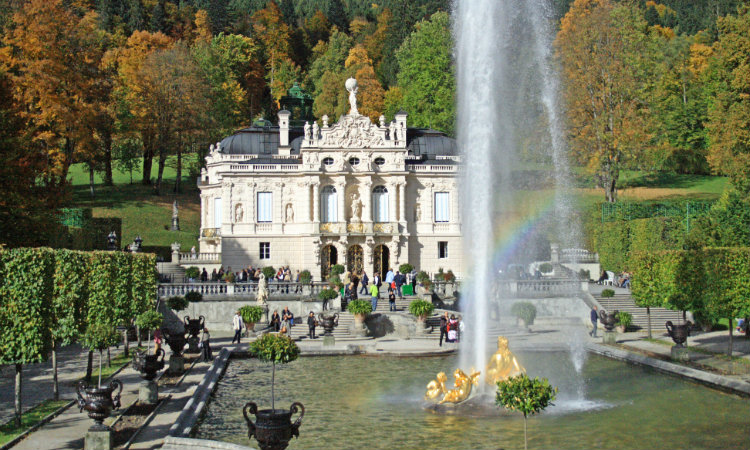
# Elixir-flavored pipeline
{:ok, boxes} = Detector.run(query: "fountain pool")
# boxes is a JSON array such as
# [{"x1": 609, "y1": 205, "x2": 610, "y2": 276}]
[{"x1": 197, "y1": 353, "x2": 748, "y2": 450}]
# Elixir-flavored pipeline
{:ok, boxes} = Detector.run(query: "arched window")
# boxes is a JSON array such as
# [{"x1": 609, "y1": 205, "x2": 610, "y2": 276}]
[
  {"x1": 372, "y1": 186, "x2": 389, "y2": 223},
  {"x1": 320, "y1": 185, "x2": 338, "y2": 222}
]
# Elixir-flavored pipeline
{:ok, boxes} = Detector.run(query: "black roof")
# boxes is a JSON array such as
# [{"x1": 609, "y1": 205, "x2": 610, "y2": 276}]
[{"x1": 219, "y1": 125, "x2": 456, "y2": 158}]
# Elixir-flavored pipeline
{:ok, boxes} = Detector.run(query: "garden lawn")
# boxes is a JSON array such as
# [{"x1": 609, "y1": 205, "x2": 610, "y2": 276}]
[{"x1": 0, "y1": 399, "x2": 70, "y2": 445}]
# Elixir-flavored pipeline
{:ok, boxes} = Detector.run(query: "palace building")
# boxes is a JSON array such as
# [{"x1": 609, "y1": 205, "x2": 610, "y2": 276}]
[{"x1": 198, "y1": 79, "x2": 462, "y2": 280}]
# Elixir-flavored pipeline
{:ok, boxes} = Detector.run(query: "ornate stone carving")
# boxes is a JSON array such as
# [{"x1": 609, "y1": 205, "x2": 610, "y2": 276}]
[
  {"x1": 285, "y1": 203, "x2": 294, "y2": 223},
  {"x1": 374, "y1": 223, "x2": 393, "y2": 233},
  {"x1": 234, "y1": 203, "x2": 244, "y2": 223},
  {"x1": 350, "y1": 192, "x2": 362, "y2": 222},
  {"x1": 347, "y1": 223, "x2": 365, "y2": 233},
  {"x1": 320, "y1": 223, "x2": 340, "y2": 233},
  {"x1": 414, "y1": 203, "x2": 422, "y2": 222},
  {"x1": 304, "y1": 121, "x2": 311, "y2": 141},
  {"x1": 310, "y1": 114, "x2": 391, "y2": 149}
]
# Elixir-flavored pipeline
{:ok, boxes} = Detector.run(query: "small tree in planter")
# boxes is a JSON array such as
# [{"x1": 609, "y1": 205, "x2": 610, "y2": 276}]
[
  {"x1": 167, "y1": 296, "x2": 189, "y2": 312},
  {"x1": 135, "y1": 310, "x2": 164, "y2": 354},
  {"x1": 318, "y1": 288, "x2": 338, "y2": 309},
  {"x1": 399, "y1": 263, "x2": 414, "y2": 275},
  {"x1": 600, "y1": 288, "x2": 615, "y2": 298},
  {"x1": 330, "y1": 264, "x2": 345, "y2": 278},
  {"x1": 511, "y1": 302, "x2": 537, "y2": 327},
  {"x1": 185, "y1": 291, "x2": 203, "y2": 303},
  {"x1": 538, "y1": 263, "x2": 553, "y2": 274},
  {"x1": 239, "y1": 305, "x2": 264, "y2": 331},
  {"x1": 615, "y1": 311, "x2": 632, "y2": 333},
  {"x1": 262, "y1": 266, "x2": 276, "y2": 280},
  {"x1": 496, "y1": 375, "x2": 557, "y2": 450},
  {"x1": 83, "y1": 323, "x2": 121, "y2": 389},
  {"x1": 223, "y1": 272, "x2": 236, "y2": 283},
  {"x1": 408, "y1": 299, "x2": 435, "y2": 323},
  {"x1": 416, "y1": 271, "x2": 432, "y2": 292},
  {"x1": 299, "y1": 270, "x2": 312, "y2": 285},
  {"x1": 249, "y1": 334, "x2": 301, "y2": 410},
  {"x1": 347, "y1": 299, "x2": 373, "y2": 322},
  {"x1": 185, "y1": 266, "x2": 200, "y2": 281}
]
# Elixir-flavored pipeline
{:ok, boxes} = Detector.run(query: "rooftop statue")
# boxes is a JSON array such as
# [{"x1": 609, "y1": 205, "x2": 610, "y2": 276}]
[{"x1": 345, "y1": 77, "x2": 359, "y2": 116}]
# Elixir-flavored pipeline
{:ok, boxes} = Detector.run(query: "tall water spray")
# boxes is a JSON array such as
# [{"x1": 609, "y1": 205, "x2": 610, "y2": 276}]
[{"x1": 456, "y1": 0, "x2": 579, "y2": 372}]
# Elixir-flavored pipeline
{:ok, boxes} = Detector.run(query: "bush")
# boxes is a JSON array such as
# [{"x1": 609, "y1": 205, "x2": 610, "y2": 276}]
[
  {"x1": 510, "y1": 302, "x2": 537, "y2": 325},
  {"x1": 223, "y1": 271, "x2": 236, "y2": 283},
  {"x1": 135, "y1": 310, "x2": 164, "y2": 331},
  {"x1": 248, "y1": 333, "x2": 300, "y2": 411},
  {"x1": 615, "y1": 311, "x2": 633, "y2": 330},
  {"x1": 330, "y1": 264, "x2": 345, "y2": 277},
  {"x1": 167, "y1": 296, "x2": 189, "y2": 311},
  {"x1": 239, "y1": 305, "x2": 263, "y2": 324},
  {"x1": 347, "y1": 299, "x2": 373, "y2": 315},
  {"x1": 496, "y1": 375, "x2": 557, "y2": 450},
  {"x1": 444, "y1": 270, "x2": 456, "y2": 282},
  {"x1": 299, "y1": 270, "x2": 312, "y2": 284},
  {"x1": 416, "y1": 271, "x2": 430, "y2": 283},
  {"x1": 185, "y1": 291, "x2": 203, "y2": 303},
  {"x1": 538, "y1": 263, "x2": 553, "y2": 274},
  {"x1": 399, "y1": 263, "x2": 414, "y2": 274},
  {"x1": 578, "y1": 269, "x2": 590, "y2": 280},
  {"x1": 185, "y1": 266, "x2": 200, "y2": 279},
  {"x1": 262, "y1": 266, "x2": 276, "y2": 280},
  {"x1": 408, "y1": 300, "x2": 435, "y2": 318},
  {"x1": 318, "y1": 288, "x2": 339, "y2": 302},
  {"x1": 601, "y1": 288, "x2": 615, "y2": 298},
  {"x1": 329, "y1": 275, "x2": 344, "y2": 290}
]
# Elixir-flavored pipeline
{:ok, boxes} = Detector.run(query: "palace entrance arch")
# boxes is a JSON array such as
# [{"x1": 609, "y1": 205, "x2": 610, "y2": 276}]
[
  {"x1": 347, "y1": 245, "x2": 364, "y2": 274},
  {"x1": 373, "y1": 245, "x2": 389, "y2": 280},
  {"x1": 321, "y1": 245, "x2": 338, "y2": 279}
]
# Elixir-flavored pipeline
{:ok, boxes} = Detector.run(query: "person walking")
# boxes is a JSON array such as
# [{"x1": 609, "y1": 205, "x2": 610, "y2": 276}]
[
  {"x1": 282, "y1": 306, "x2": 294, "y2": 330},
  {"x1": 439, "y1": 311, "x2": 449, "y2": 347},
  {"x1": 590, "y1": 305, "x2": 599, "y2": 337},
  {"x1": 307, "y1": 311, "x2": 317, "y2": 339},
  {"x1": 388, "y1": 289, "x2": 396, "y2": 312},
  {"x1": 385, "y1": 268, "x2": 395, "y2": 285},
  {"x1": 394, "y1": 271, "x2": 405, "y2": 299},
  {"x1": 344, "y1": 282, "x2": 356, "y2": 311},
  {"x1": 232, "y1": 311, "x2": 244, "y2": 344},
  {"x1": 201, "y1": 328, "x2": 213, "y2": 361},
  {"x1": 369, "y1": 282, "x2": 379, "y2": 312},
  {"x1": 359, "y1": 271, "x2": 369, "y2": 295}
]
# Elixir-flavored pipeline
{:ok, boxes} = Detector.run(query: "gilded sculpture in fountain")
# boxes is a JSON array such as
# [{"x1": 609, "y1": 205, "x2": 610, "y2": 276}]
[{"x1": 425, "y1": 336, "x2": 525, "y2": 404}]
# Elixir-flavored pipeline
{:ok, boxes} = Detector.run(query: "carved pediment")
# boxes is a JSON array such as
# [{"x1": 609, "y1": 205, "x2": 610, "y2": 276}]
[{"x1": 302, "y1": 113, "x2": 406, "y2": 149}]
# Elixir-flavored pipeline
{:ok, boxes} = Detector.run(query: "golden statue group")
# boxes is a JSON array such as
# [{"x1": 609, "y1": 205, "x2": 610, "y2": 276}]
[{"x1": 425, "y1": 336, "x2": 525, "y2": 404}]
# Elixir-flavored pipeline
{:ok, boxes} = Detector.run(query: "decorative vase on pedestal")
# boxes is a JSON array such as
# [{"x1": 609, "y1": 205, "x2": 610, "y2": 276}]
[{"x1": 243, "y1": 402, "x2": 304, "y2": 450}]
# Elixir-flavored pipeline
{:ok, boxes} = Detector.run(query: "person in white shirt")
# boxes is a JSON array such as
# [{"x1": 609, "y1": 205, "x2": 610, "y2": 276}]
[{"x1": 231, "y1": 311, "x2": 244, "y2": 344}]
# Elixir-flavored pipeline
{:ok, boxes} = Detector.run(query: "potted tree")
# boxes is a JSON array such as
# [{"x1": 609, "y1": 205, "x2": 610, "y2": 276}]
[
  {"x1": 185, "y1": 266, "x2": 200, "y2": 282},
  {"x1": 245, "y1": 334, "x2": 303, "y2": 450},
  {"x1": 496, "y1": 374, "x2": 557, "y2": 450},
  {"x1": 240, "y1": 305, "x2": 264, "y2": 333},
  {"x1": 185, "y1": 291, "x2": 203, "y2": 303},
  {"x1": 408, "y1": 299, "x2": 435, "y2": 333},
  {"x1": 615, "y1": 311, "x2": 632, "y2": 333},
  {"x1": 133, "y1": 311, "x2": 165, "y2": 381},
  {"x1": 416, "y1": 271, "x2": 432, "y2": 295},
  {"x1": 299, "y1": 270, "x2": 312, "y2": 295},
  {"x1": 511, "y1": 302, "x2": 537, "y2": 328},
  {"x1": 346, "y1": 299, "x2": 372, "y2": 337},
  {"x1": 77, "y1": 323, "x2": 123, "y2": 428},
  {"x1": 318, "y1": 288, "x2": 339, "y2": 311}
]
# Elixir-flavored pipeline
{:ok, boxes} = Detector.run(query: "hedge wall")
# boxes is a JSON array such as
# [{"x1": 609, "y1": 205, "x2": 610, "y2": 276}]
[
  {"x1": 0, "y1": 248, "x2": 55, "y2": 364},
  {"x1": 131, "y1": 253, "x2": 158, "y2": 316},
  {"x1": 52, "y1": 250, "x2": 90, "y2": 346},
  {"x1": 88, "y1": 252, "x2": 122, "y2": 328}
]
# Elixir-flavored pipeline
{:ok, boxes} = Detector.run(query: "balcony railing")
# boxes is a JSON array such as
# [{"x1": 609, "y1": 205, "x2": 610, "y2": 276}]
[
  {"x1": 406, "y1": 164, "x2": 457, "y2": 172},
  {"x1": 158, "y1": 281, "x2": 332, "y2": 299}
]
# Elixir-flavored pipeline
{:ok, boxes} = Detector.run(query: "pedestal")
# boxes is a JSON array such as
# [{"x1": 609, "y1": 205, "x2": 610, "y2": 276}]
[
  {"x1": 602, "y1": 331, "x2": 617, "y2": 345},
  {"x1": 139, "y1": 380, "x2": 158, "y2": 404},
  {"x1": 85, "y1": 427, "x2": 112, "y2": 450},
  {"x1": 396, "y1": 324, "x2": 410, "y2": 340},
  {"x1": 168, "y1": 355, "x2": 184, "y2": 375},
  {"x1": 323, "y1": 335, "x2": 335, "y2": 346},
  {"x1": 187, "y1": 336, "x2": 200, "y2": 353},
  {"x1": 351, "y1": 321, "x2": 367, "y2": 337},
  {"x1": 172, "y1": 217, "x2": 179, "y2": 231},
  {"x1": 671, "y1": 345, "x2": 690, "y2": 362}
]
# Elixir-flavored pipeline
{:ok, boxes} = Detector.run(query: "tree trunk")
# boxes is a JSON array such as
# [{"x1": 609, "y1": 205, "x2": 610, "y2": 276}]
[
  {"x1": 98, "y1": 350, "x2": 103, "y2": 389},
  {"x1": 174, "y1": 144, "x2": 182, "y2": 194},
  {"x1": 85, "y1": 350, "x2": 93, "y2": 383},
  {"x1": 728, "y1": 318, "x2": 733, "y2": 357},
  {"x1": 647, "y1": 307, "x2": 652, "y2": 339},
  {"x1": 137, "y1": 326, "x2": 142, "y2": 347},
  {"x1": 271, "y1": 362, "x2": 276, "y2": 411},
  {"x1": 142, "y1": 135, "x2": 154, "y2": 185},
  {"x1": 52, "y1": 343, "x2": 59, "y2": 401},
  {"x1": 123, "y1": 329, "x2": 130, "y2": 357},
  {"x1": 14, "y1": 364, "x2": 22, "y2": 427},
  {"x1": 523, "y1": 414, "x2": 528, "y2": 450},
  {"x1": 107, "y1": 347, "x2": 111, "y2": 367},
  {"x1": 103, "y1": 132, "x2": 113, "y2": 186},
  {"x1": 153, "y1": 151, "x2": 167, "y2": 196},
  {"x1": 89, "y1": 164, "x2": 95, "y2": 197}
]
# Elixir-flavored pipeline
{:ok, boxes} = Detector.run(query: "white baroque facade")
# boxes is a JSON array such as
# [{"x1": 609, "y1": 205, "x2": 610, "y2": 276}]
[{"x1": 198, "y1": 79, "x2": 463, "y2": 280}]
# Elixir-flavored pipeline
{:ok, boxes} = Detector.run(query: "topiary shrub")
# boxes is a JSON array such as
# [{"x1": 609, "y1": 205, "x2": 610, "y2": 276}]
[
  {"x1": 223, "y1": 271, "x2": 236, "y2": 283},
  {"x1": 416, "y1": 271, "x2": 430, "y2": 283},
  {"x1": 299, "y1": 270, "x2": 312, "y2": 284},
  {"x1": 496, "y1": 375, "x2": 557, "y2": 450},
  {"x1": 601, "y1": 288, "x2": 615, "y2": 298},
  {"x1": 82, "y1": 323, "x2": 121, "y2": 388},
  {"x1": 347, "y1": 299, "x2": 373, "y2": 316},
  {"x1": 318, "y1": 288, "x2": 339, "y2": 302},
  {"x1": 399, "y1": 263, "x2": 414, "y2": 274},
  {"x1": 330, "y1": 264, "x2": 345, "y2": 277},
  {"x1": 615, "y1": 311, "x2": 633, "y2": 330},
  {"x1": 538, "y1": 263, "x2": 553, "y2": 274},
  {"x1": 167, "y1": 296, "x2": 189, "y2": 311},
  {"x1": 239, "y1": 305, "x2": 263, "y2": 324},
  {"x1": 262, "y1": 266, "x2": 276, "y2": 280},
  {"x1": 408, "y1": 299, "x2": 435, "y2": 319},
  {"x1": 511, "y1": 302, "x2": 537, "y2": 325},
  {"x1": 185, "y1": 291, "x2": 203, "y2": 303},
  {"x1": 578, "y1": 269, "x2": 590, "y2": 280},
  {"x1": 444, "y1": 270, "x2": 456, "y2": 282},
  {"x1": 249, "y1": 334, "x2": 300, "y2": 410},
  {"x1": 185, "y1": 266, "x2": 200, "y2": 279},
  {"x1": 329, "y1": 275, "x2": 344, "y2": 290}
]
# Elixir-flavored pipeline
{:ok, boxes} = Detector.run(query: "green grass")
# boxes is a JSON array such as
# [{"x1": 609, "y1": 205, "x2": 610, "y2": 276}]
[
  {"x1": 0, "y1": 399, "x2": 70, "y2": 445},
  {"x1": 67, "y1": 157, "x2": 200, "y2": 250},
  {"x1": 82, "y1": 346, "x2": 144, "y2": 383}
]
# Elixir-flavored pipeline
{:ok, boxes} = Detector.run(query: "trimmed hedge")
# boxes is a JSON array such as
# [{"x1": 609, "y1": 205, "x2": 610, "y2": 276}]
[{"x1": 52, "y1": 250, "x2": 90, "y2": 346}]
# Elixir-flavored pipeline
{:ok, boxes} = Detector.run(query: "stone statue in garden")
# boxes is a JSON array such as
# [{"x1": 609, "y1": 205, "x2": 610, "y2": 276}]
[
  {"x1": 171, "y1": 200, "x2": 180, "y2": 231},
  {"x1": 256, "y1": 273, "x2": 269, "y2": 305}
]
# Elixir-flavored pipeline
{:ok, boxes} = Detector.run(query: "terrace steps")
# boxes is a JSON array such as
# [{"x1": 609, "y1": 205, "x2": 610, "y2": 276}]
[{"x1": 596, "y1": 293, "x2": 683, "y2": 330}]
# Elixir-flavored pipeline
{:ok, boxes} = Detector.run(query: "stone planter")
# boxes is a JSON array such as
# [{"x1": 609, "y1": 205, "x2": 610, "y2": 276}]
[
  {"x1": 351, "y1": 314, "x2": 367, "y2": 337},
  {"x1": 317, "y1": 312, "x2": 339, "y2": 335},
  {"x1": 666, "y1": 320, "x2": 692, "y2": 347},
  {"x1": 244, "y1": 322, "x2": 256, "y2": 336},
  {"x1": 598, "y1": 309, "x2": 618, "y2": 332},
  {"x1": 184, "y1": 315, "x2": 205, "y2": 339},
  {"x1": 415, "y1": 316, "x2": 429, "y2": 335},
  {"x1": 133, "y1": 348, "x2": 165, "y2": 381},
  {"x1": 243, "y1": 402, "x2": 304, "y2": 450},
  {"x1": 616, "y1": 325, "x2": 626, "y2": 334},
  {"x1": 163, "y1": 329, "x2": 187, "y2": 357},
  {"x1": 76, "y1": 380, "x2": 123, "y2": 429}
]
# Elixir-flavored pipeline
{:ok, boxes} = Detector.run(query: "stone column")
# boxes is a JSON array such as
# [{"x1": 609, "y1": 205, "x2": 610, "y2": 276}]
[
  {"x1": 388, "y1": 182, "x2": 397, "y2": 224},
  {"x1": 398, "y1": 182, "x2": 406, "y2": 224},
  {"x1": 362, "y1": 179, "x2": 373, "y2": 223},
  {"x1": 336, "y1": 179, "x2": 346, "y2": 224},
  {"x1": 312, "y1": 183, "x2": 320, "y2": 223},
  {"x1": 249, "y1": 183, "x2": 256, "y2": 223}
]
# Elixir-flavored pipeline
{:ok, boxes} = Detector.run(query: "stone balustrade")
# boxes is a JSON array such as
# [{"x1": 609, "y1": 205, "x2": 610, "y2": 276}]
[
  {"x1": 406, "y1": 164, "x2": 457, "y2": 172},
  {"x1": 158, "y1": 281, "x2": 332, "y2": 299},
  {"x1": 178, "y1": 252, "x2": 221, "y2": 263}
]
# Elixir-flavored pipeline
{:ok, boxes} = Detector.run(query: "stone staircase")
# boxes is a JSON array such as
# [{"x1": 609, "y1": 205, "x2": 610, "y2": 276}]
[
  {"x1": 157, "y1": 262, "x2": 187, "y2": 282},
  {"x1": 288, "y1": 311, "x2": 359, "y2": 340},
  {"x1": 596, "y1": 293, "x2": 683, "y2": 330}
]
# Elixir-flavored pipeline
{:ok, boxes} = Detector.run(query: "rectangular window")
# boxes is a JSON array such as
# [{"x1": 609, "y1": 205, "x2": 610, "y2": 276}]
[
  {"x1": 438, "y1": 241, "x2": 448, "y2": 259},
  {"x1": 257, "y1": 192, "x2": 272, "y2": 222},
  {"x1": 434, "y1": 192, "x2": 450, "y2": 222},
  {"x1": 214, "y1": 197, "x2": 222, "y2": 228},
  {"x1": 260, "y1": 242, "x2": 270, "y2": 260}
]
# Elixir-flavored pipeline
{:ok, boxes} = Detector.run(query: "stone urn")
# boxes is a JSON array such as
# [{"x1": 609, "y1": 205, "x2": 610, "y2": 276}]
[
  {"x1": 317, "y1": 312, "x2": 339, "y2": 335},
  {"x1": 184, "y1": 315, "x2": 205, "y2": 339},
  {"x1": 163, "y1": 329, "x2": 187, "y2": 357},
  {"x1": 76, "y1": 380, "x2": 123, "y2": 429},
  {"x1": 133, "y1": 348, "x2": 166, "y2": 380},
  {"x1": 243, "y1": 402, "x2": 304, "y2": 450},
  {"x1": 666, "y1": 320, "x2": 692, "y2": 347},
  {"x1": 598, "y1": 309, "x2": 618, "y2": 332}
]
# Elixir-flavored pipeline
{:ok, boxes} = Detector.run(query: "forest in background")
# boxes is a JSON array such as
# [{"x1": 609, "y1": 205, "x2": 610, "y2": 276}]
[{"x1": 0, "y1": 0, "x2": 749, "y2": 247}]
